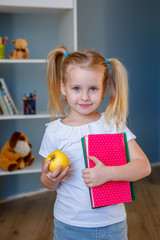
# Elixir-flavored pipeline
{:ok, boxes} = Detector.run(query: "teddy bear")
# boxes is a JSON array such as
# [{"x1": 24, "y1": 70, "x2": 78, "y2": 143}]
[
  {"x1": 0, "y1": 131, "x2": 34, "y2": 171},
  {"x1": 9, "y1": 38, "x2": 29, "y2": 59}
]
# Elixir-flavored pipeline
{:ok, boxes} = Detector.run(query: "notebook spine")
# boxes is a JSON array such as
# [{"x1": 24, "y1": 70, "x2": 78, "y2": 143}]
[{"x1": 123, "y1": 133, "x2": 136, "y2": 200}]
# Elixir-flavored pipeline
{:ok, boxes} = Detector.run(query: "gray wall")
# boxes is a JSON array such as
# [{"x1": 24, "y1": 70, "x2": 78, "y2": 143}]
[
  {"x1": 78, "y1": 0, "x2": 160, "y2": 164},
  {"x1": 0, "y1": 0, "x2": 159, "y2": 200}
]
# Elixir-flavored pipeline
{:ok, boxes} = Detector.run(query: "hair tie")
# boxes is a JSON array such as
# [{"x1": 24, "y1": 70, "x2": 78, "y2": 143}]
[
  {"x1": 105, "y1": 58, "x2": 110, "y2": 64},
  {"x1": 64, "y1": 52, "x2": 69, "y2": 57}
]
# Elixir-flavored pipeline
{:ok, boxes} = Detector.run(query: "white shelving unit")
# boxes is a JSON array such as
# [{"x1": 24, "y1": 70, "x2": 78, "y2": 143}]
[
  {"x1": 0, "y1": 157, "x2": 43, "y2": 176},
  {"x1": 0, "y1": 0, "x2": 74, "y2": 13},
  {"x1": 0, "y1": 112, "x2": 50, "y2": 120},
  {"x1": 0, "y1": 0, "x2": 77, "y2": 177},
  {"x1": 0, "y1": 59, "x2": 47, "y2": 64}
]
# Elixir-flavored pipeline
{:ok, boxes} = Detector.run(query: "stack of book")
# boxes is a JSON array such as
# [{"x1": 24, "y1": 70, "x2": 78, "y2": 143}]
[
  {"x1": 0, "y1": 78, "x2": 18, "y2": 115},
  {"x1": 81, "y1": 133, "x2": 135, "y2": 209}
]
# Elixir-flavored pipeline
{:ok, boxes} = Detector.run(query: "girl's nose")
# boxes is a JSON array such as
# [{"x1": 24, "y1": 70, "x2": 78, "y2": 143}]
[{"x1": 81, "y1": 91, "x2": 89, "y2": 101}]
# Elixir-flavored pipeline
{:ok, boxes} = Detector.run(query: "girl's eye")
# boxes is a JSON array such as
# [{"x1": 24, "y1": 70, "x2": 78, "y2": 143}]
[
  {"x1": 90, "y1": 87, "x2": 97, "y2": 91},
  {"x1": 73, "y1": 87, "x2": 80, "y2": 91}
]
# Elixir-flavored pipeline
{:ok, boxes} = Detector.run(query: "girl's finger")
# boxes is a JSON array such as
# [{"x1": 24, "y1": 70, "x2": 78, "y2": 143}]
[
  {"x1": 43, "y1": 161, "x2": 50, "y2": 173},
  {"x1": 84, "y1": 178, "x2": 92, "y2": 185},
  {"x1": 50, "y1": 165, "x2": 63, "y2": 178},
  {"x1": 57, "y1": 166, "x2": 70, "y2": 181},
  {"x1": 88, "y1": 155, "x2": 102, "y2": 166},
  {"x1": 82, "y1": 172, "x2": 89, "y2": 179},
  {"x1": 86, "y1": 183, "x2": 95, "y2": 188},
  {"x1": 46, "y1": 166, "x2": 63, "y2": 182},
  {"x1": 82, "y1": 168, "x2": 90, "y2": 174}
]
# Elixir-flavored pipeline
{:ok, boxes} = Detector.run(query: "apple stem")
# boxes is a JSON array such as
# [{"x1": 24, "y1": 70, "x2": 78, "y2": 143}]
[{"x1": 51, "y1": 154, "x2": 55, "y2": 160}]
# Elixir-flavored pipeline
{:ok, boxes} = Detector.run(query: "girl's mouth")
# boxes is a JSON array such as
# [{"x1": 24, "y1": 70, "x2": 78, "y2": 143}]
[{"x1": 78, "y1": 104, "x2": 92, "y2": 108}]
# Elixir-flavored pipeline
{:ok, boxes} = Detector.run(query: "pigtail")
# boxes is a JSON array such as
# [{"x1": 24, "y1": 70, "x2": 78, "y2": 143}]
[
  {"x1": 105, "y1": 58, "x2": 128, "y2": 130},
  {"x1": 47, "y1": 46, "x2": 67, "y2": 120}
]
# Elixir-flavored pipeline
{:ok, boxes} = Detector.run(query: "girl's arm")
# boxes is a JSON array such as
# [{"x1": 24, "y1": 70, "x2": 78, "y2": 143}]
[
  {"x1": 40, "y1": 158, "x2": 70, "y2": 190},
  {"x1": 82, "y1": 139, "x2": 151, "y2": 188}
]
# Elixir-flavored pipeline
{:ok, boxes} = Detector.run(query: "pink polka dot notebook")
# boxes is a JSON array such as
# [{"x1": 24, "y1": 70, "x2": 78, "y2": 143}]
[{"x1": 81, "y1": 133, "x2": 135, "y2": 208}]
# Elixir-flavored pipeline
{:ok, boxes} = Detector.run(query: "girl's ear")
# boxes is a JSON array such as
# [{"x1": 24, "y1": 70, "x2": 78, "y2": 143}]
[{"x1": 60, "y1": 80, "x2": 66, "y2": 96}]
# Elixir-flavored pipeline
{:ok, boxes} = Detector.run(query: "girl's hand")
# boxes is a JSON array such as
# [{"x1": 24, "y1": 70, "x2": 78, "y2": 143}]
[
  {"x1": 41, "y1": 158, "x2": 70, "y2": 190},
  {"x1": 82, "y1": 139, "x2": 151, "y2": 187},
  {"x1": 82, "y1": 156, "x2": 109, "y2": 188},
  {"x1": 44, "y1": 160, "x2": 70, "y2": 183}
]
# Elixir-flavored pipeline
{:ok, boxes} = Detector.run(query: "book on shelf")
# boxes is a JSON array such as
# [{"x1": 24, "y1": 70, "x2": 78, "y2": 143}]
[
  {"x1": 81, "y1": 133, "x2": 135, "y2": 209},
  {"x1": 0, "y1": 105, "x2": 3, "y2": 114},
  {"x1": 0, "y1": 90, "x2": 10, "y2": 115},
  {"x1": 0, "y1": 78, "x2": 18, "y2": 115}
]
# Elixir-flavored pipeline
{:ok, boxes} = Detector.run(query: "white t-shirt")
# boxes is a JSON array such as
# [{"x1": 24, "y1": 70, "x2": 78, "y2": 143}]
[{"x1": 39, "y1": 113, "x2": 136, "y2": 228}]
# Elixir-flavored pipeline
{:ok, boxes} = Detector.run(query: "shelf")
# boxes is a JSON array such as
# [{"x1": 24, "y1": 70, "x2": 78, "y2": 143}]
[
  {"x1": 0, "y1": 0, "x2": 73, "y2": 13},
  {"x1": 0, "y1": 0, "x2": 77, "y2": 182},
  {"x1": 0, "y1": 113, "x2": 64, "y2": 120},
  {"x1": 0, "y1": 158, "x2": 42, "y2": 176},
  {"x1": 0, "y1": 112, "x2": 50, "y2": 120},
  {"x1": 0, "y1": 59, "x2": 47, "y2": 64}
]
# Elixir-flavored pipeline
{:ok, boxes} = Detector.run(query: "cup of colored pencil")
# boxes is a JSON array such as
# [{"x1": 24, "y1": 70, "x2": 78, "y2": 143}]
[
  {"x1": 23, "y1": 91, "x2": 37, "y2": 115},
  {"x1": 0, "y1": 36, "x2": 8, "y2": 59}
]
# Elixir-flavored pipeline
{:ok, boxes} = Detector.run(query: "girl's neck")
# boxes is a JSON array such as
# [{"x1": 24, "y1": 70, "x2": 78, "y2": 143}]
[{"x1": 62, "y1": 111, "x2": 101, "y2": 126}]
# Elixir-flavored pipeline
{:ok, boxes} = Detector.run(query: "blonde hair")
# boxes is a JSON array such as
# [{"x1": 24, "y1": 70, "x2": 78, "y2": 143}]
[{"x1": 47, "y1": 45, "x2": 128, "y2": 130}]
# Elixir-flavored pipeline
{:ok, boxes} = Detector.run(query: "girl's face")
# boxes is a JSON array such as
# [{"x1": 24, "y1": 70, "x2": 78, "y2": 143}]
[{"x1": 61, "y1": 67, "x2": 106, "y2": 117}]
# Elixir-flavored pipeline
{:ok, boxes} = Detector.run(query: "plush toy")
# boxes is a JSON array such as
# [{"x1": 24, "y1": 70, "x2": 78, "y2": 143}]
[
  {"x1": 9, "y1": 38, "x2": 29, "y2": 59},
  {"x1": 0, "y1": 131, "x2": 34, "y2": 171}
]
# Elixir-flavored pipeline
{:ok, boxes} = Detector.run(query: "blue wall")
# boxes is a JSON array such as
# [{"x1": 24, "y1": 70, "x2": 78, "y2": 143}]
[{"x1": 78, "y1": 0, "x2": 160, "y2": 164}]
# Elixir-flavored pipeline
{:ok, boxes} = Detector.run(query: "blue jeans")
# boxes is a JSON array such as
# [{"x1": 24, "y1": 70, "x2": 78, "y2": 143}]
[{"x1": 53, "y1": 218, "x2": 128, "y2": 240}]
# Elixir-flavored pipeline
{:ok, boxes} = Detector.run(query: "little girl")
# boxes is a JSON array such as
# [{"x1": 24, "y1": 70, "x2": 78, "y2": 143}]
[{"x1": 39, "y1": 46, "x2": 151, "y2": 240}]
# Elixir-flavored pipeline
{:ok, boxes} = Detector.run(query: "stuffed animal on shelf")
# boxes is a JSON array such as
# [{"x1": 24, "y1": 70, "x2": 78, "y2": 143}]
[
  {"x1": 0, "y1": 131, "x2": 34, "y2": 171},
  {"x1": 9, "y1": 38, "x2": 29, "y2": 59}
]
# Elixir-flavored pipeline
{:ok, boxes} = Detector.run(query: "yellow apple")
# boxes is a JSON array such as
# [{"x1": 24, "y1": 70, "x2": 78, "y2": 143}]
[{"x1": 46, "y1": 150, "x2": 69, "y2": 173}]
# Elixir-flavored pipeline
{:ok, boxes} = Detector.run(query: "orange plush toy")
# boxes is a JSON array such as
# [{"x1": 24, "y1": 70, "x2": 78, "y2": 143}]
[
  {"x1": 0, "y1": 132, "x2": 34, "y2": 171},
  {"x1": 9, "y1": 38, "x2": 29, "y2": 59}
]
